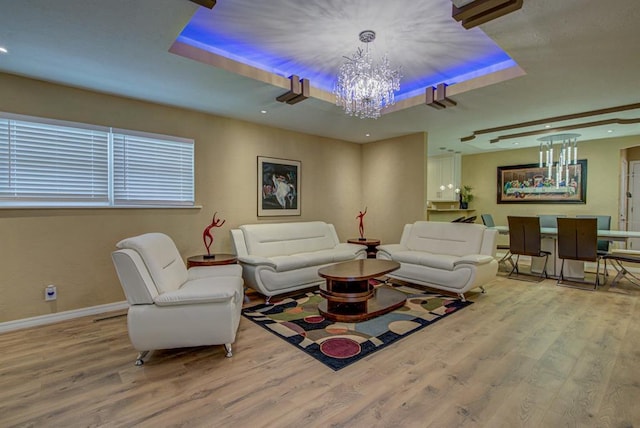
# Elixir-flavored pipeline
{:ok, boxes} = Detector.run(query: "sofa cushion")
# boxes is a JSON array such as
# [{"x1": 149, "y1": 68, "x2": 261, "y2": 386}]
[
  {"x1": 268, "y1": 248, "x2": 357, "y2": 272},
  {"x1": 405, "y1": 222, "x2": 484, "y2": 256},
  {"x1": 240, "y1": 221, "x2": 339, "y2": 257},
  {"x1": 390, "y1": 250, "x2": 460, "y2": 270},
  {"x1": 269, "y1": 255, "x2": 312, "y2": 272}
]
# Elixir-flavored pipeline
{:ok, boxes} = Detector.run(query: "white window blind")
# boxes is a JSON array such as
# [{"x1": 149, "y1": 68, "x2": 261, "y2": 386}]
[
  {"x1": 0, "y1": 118, "x2": 109, "y2": 204},
  {"x1": 113, "y1": 131, "x2": 194, "y2": 206},
  {"x1": 0, "y1": 119, "x2": 9, "y2": 198},
  {"x1": 0, "y1": 113, "x2": 195, "y2": 208}
]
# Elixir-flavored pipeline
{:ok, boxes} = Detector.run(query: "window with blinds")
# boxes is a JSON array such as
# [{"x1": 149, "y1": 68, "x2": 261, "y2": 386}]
[
  {"x1": 0, "y1": 113, "x2": 194, "y2": 208},
  {"x1": 113, "y1": 131, "x2": 194, "y2": 206}
]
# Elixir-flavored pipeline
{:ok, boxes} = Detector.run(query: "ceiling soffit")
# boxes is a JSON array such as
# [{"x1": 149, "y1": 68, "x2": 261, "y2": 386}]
[
  {"x1": 463, "y1": 103, "x2": 640, "y2": 150},
  {"x1": 171, "y1": 0, "x2": 525, "y2": 115}
]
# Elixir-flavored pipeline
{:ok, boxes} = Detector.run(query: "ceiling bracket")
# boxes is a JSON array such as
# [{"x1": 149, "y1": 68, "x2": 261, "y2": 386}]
[
  {"x1": 276, "y1": 75, "x2": 310, "y2": 105},
  {"x1": 189, "y1": 0, "x2": 216, "y2": 9},
  {"x1": 452, "y1": 0, "x2": 523, "y2": 29},
  {"x1": 426, "y1": 84, "x2": 457, "y2": 110}
]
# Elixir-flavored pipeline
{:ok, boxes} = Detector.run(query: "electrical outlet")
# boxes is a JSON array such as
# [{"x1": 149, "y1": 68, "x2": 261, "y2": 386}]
[{"x1": 45, "y1": 285, "x2": 57, "y2": 301}]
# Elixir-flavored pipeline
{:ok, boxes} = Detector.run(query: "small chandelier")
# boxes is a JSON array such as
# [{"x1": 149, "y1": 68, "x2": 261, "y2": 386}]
[
  {"x1": 538, "y1": 133, "x2": 580, "y2": 188},
  {"x1": 334, "y1": 30, "x2": 401, "y2": 119}
]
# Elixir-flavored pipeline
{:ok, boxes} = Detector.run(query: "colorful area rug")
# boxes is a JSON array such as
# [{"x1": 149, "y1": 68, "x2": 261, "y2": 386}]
[{"x1": 242, "y1": 281, "x2": 472, "y2": 371}]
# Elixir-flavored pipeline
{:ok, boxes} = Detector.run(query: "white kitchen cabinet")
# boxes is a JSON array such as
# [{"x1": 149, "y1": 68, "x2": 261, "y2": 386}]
[{"x1": 427, "y1": 154, "x2": 461, "y2": 201}]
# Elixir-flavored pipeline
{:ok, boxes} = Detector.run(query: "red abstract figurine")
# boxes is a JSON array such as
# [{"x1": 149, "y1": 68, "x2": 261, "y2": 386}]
[
  {"x1": 203, "y1": 212, "x2": 226, "y2": 258},
  {"x1": 356, "y1": 207, "x2": 367, "y2": 240}
]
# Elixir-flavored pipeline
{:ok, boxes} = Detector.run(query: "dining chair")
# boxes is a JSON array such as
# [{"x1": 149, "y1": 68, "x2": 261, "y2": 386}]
[
  {"x1": 556, "y1": 217, "x2": 600, "y2": 289},
  {"x1": 480, "y1": 214, "x2": 495, "y2": 227},
  {"x1": 507, "y1": 216, "x2": 551, "y2": 280},
  {"x1": 462, "y1": 215, "x2": 477, "y2": 223},
  {"x1": 481, "y1": 214, "x2": 513, "y2": 270},
  {"x1": 602, "y1": 249, "x2": 640, "y2": 287},
  {"x1": 576, "y1": 214, "x2": 612, "y2": 279},
  {"x1": 538, "y1": 214, "x2": 567, "y2": 228}
]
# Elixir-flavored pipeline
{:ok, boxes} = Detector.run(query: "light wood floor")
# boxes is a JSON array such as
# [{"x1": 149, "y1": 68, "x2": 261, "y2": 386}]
[{"x1": 2, "y1": 274, "x2": 639, "y2": 427}]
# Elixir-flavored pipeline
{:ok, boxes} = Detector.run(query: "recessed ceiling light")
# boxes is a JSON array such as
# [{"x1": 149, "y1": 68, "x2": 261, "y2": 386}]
[
  {"x1": 365, "y1": 133, "x2": 370, "y2": 137},
  {"x1": 607, "y1": 129, "x2": 613, "y2": 133},
  {"x1": 260, "y1": 110, "x2": 267, "y2": 114},
  {"x1": 0, "y1": 47, "x2": 8, "y2": 54},
  {"x1": 545, "y1": 124, "x2": 551, "y2": 128},
  {"x1": 513, "y1": 142, "x2": 519, "y2": 145}
]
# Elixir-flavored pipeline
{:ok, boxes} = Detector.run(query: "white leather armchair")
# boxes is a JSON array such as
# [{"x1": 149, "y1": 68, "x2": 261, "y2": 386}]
[{"x1": 111, "y1": 233, "x2": 244, "y2": 365}]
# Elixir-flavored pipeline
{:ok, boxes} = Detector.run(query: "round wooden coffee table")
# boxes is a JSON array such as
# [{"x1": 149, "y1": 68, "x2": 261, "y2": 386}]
[{"x1": 317, "y1": 259, "x2": 405, "y2": 322}]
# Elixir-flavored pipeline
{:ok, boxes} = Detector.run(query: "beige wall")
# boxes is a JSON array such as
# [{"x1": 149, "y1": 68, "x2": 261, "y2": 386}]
[
  {"x1": 6, "y1": 70, "x2": 637, "y2": 325},
  {"x1": 461, "y1": 135, "x2": 640, "y2": 230},
  {"x1": 362, "y1": 133, "x2": 427, "y2": 244},
  {"x1": 0, "y1": 73, "x2": 426, "y2": 323}
]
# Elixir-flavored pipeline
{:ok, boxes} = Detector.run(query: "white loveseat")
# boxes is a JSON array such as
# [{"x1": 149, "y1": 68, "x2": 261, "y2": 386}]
[
  {"x1": 376, "y1": 221, "x2": 498, "y2": 301},
  {"x1": 231, "y1": 221, "x2": 367, "y2": 301}
]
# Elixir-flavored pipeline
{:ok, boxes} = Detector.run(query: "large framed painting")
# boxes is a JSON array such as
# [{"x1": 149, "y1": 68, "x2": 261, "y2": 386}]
[
  {"x1": 497, "y1": 160, "x2": 587, "y2": 204},
  {"x1": 258, "y1": 156, "x2": 301, "y2": 216}
]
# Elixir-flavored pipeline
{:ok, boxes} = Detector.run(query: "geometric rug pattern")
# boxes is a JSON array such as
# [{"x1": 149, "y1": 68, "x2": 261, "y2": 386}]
[{"x1": 242, "y1": 281, "x2": 473, "y2": 370}]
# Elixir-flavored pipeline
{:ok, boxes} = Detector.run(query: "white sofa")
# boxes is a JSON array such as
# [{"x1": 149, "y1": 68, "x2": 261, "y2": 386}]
[
  {"x1": 376, "y1": 221, "x2": 498, "y2": 301},
  {"x1": 231, "y1": 221, "x2": 367, "y2": 301}
]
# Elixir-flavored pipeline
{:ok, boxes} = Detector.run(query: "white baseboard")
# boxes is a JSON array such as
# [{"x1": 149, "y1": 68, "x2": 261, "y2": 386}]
[{"x1": 0, "y1": 301, "x2": 128, "y2": 333}]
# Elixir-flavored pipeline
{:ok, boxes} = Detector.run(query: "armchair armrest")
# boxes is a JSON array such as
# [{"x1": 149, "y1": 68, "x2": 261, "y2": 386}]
[
  {"x1": 453, "y1": 254, "x2": 494, "y2": 266},
  {"x1": 335, "y1": 242, "x2": 367, "y2": 251},
  {"x1": 237, "y1": 255, "x2": 277, "y2": 268},
  {"x1": 376, "y1": 244, "x2": 407, "y2": 258},
  {"x1": 154, "y1": 281, "x2": 240, "y2": 306},
  {"x1": 187, "y1": 264, "x2": 242, "y2": 280}
]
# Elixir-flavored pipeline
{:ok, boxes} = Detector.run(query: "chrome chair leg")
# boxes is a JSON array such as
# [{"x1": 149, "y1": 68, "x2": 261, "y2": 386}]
[
  {"x1": 608, "y1": 258, "x2": 640, "y2": 287},
  {"x1": 224, "y1": 343, "x2": 233, "y2": 358},
  {"x1": 557, "y1": 259, "x2": 598, "y2": 290},
  {"x1": 508, "y1": 255, "x2": 520, "y2": 277},
  {"x1": 497, "y1": 248, "x2": 514, "y2": 271},
  {"x1": 556, "y1": 259, "x2": 565, "y2": 285},
  {"x1": 135, "y1": 350, "x2": 150, "y2": 366},
  {"x1": 540, "y1": 253, "x2": 549, "y2": 278}
]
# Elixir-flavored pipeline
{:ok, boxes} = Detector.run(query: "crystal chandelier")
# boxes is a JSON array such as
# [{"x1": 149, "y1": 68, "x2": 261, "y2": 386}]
[
  {"x1": 538, "y1": 133, "x2": 580, "y2": 188},
  {"x1": 334, "y1": 30, "x2": 401, "y2": 119}
]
